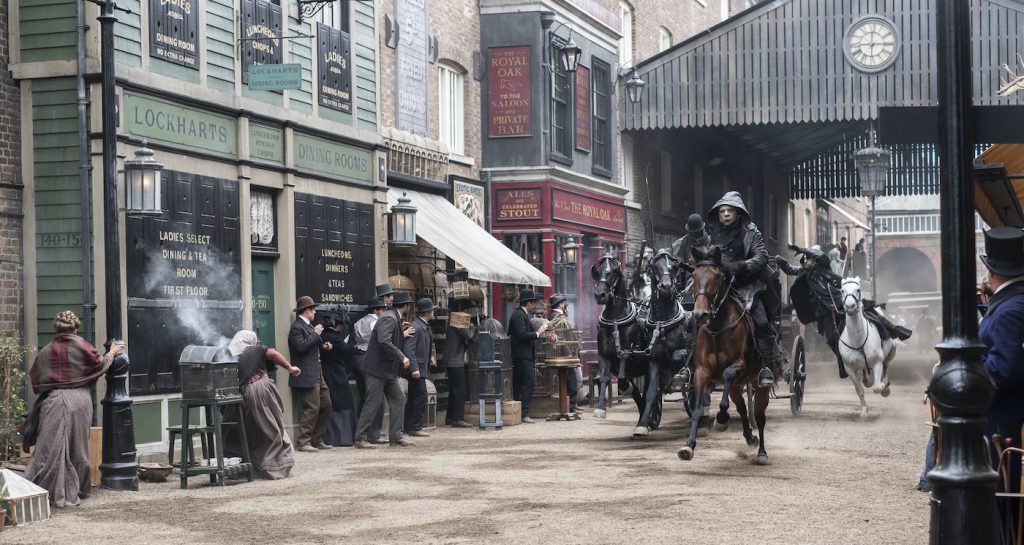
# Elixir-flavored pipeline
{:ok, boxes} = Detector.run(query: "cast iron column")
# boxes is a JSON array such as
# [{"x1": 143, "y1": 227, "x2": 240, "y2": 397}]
[
  {"x1": 869, "y1": 195, "x2": 877, "y2": 301},
  {"x1": 99, "y1": 352, "x2": 139, "y2": 490},
  {"x1": 927, "y1": 1, "x2": 999, "y2": 543}
]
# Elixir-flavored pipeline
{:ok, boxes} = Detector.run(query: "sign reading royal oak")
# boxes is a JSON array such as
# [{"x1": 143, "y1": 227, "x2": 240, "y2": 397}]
[
  {"x1": 488, "y1": 46, "x2": 532, "y2": 138},
  {"x1": 317, "y1": 22, "x2": 353, "y2": 113},
  {"x1": 293, "y1": 132, "x2": 373, "y2": 184},
  {"x1": 149, "y1": 0, "x2": 199, "y2": 68},
  {"x1": 124, "y1": 92, "x2": 238, "y2": 158},
  {"x1": 552, "y1": 189, "x2": 625, "y2": 232}
]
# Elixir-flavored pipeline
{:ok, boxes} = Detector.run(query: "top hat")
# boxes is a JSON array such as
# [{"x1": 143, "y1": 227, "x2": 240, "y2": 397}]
[
  {"x1": 415, "y1": 298, "x2": 437, "y2": 314},
  {"x1": 293, "y1": 296, "x2": 317, "y2": 312},
  {"x1": 375, "y1": 282, "x2": 395, "y2": 297},
  {"x1": 366, "y1": 296, "x2": 387, "y2": 310},
  {"x1": 549, "y1": 294, "x2": 567, "y2": 308},
  {"x1": 519, "y1": 288, "x2": 540, "y2": 304},
  {"x1": 685, "y1": 213, "x2": 705, "y2": 234},
  {"x1": 392, "y1": 291, "x2": 413, "y2": 306},
  {"x1": 980, "y1": 227, "x2": 1024, "y2": 277}
]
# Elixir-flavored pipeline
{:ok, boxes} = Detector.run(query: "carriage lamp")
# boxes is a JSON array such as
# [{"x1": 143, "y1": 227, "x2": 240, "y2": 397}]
[
  {"x1": 625, "y1": 71, "x2": 646, "y2": 104},
  {"x1": 563, "y1": 237, "x2": 580, "y2": 269},
  {"x1": 124, "y1": 141, "x2": 163, "y2": 216},
  {"x1": 389, "y1": 192, "x2": 417, "y2": 247}
]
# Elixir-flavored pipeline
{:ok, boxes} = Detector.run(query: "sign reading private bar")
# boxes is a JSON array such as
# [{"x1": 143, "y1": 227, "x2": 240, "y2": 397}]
[
  {"x1": 240, "y1": 0, "x2": 283, "y2": 84},
  {"x1": 294, "y1": 194, "x2": 375, "y2": 307},
  {"x1": 317, "y1": 22, "x2": 353, "y2": 113},
  {"x1": 149, "y1": 0, "x2": 199, "y2": 68},
  {"x1": 552, "y1": 189, "x2": 625, "y2": 232},
  {"x1": 575, "y1": 66, "x2": 591, "y2": 152},
  {"x1": 496, "y1": 188, "x2": 542, "y2": 220},
  {"x1": 488, "y1": 46, "x2": 532, "y2": 138}
]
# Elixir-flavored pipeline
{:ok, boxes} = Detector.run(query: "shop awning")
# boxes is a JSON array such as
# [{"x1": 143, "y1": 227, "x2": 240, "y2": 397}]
[
  {"x1": 975, "y1": 144, "x2": 1024, "y2": 228},
  {"x1": 387, "y1": 189, "x2": 551, "y2": 287},
  {"x1": 821, "y1": 199, "x2": 871, "y2": 231}
]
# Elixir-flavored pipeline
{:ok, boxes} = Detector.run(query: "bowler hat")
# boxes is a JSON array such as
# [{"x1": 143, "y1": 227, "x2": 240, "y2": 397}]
[
  {"x1": 549, "y1": 294, "x2": 567, "y2": 308},
  {"x1": 980, "y1": 227, "x2": 1024, "y2": 277},
  {"x1": 519, "y1": 288, "x2": 540, "y2": 304},
  {"x1": 415, "y1": 298, "x2": 437, "y2": 314},
  {"x1": 293, "y1": 296, "x2": 317, "y2": 312},
  {"x1": 366, "y1": 296, "x2": 387, "y2": 310},
  {"x1": 685, "y1": 213, "x2": 705, "y2": 234},
  {"x1": 375, "y1": 282, "x2": 395, "y2": 297},
  {"x1": 392, "y1": 291, "x2": 413, "y2": 306}
]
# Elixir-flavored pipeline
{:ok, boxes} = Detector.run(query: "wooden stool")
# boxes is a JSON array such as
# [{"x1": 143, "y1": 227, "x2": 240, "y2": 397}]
[{"x1": 166, "y1": 425, "x2": 209, "y2": 469}]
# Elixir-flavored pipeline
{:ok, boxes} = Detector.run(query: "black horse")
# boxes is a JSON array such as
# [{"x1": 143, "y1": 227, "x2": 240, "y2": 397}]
[
  {"x1": 591, "y1": 254, "x2": 650, "y2": 422},
  {"x1": 631, "y1": 250, "x2": 690, "y2": 438}
]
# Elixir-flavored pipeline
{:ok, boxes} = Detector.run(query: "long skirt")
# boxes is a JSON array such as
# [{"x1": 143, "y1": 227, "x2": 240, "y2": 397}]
[
  {"x1": 322, "y1": 362, "x2": 356, "y2": 446},
  {"x1": 25, "y1": 388, "x2": 92, "y2": 507},
  {"x1": 242, "y1": 376, "x2": 295, "y2": 479}
]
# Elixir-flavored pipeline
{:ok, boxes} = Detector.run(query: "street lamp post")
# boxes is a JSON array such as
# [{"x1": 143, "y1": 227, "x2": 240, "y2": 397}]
[{"x1": 853, "y1": 132, "x2": 890, "y2": 301}]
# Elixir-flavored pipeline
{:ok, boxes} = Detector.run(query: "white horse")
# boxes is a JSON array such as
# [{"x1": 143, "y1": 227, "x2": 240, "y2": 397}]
[{"x1": 838, "y1": 277, "x2": 896, "y2": 418}]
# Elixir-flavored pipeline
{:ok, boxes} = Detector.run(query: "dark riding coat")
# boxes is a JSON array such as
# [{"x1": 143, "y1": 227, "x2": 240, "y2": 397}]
[
  {"x1": 779, "y1": 260, "x2": 843, "y2": 324},
  {"x1": 706, "y1": 192, "x2": 771, "y2": 307}
]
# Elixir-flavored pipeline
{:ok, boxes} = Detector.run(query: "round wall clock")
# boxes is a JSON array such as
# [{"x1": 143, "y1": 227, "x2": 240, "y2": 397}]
[{"x1": 844, "y1": 16, "x2": 901, "y2": 73}]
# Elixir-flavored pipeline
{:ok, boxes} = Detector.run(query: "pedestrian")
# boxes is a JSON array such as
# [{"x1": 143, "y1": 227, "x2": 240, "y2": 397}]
[
  {"x1": 404, "y1": 298, "x2": 437, "y2": 437},
  {"x1": 507, "y1": 289, "x2": 549, "y2": 423},
  {"x1": 916, "y1": 310, "x2": 936, "y2": 354},
  {"x1": 350, "y1": 296, "x2": 387, "y2": 443},
  {"x1": 287, "y1": 296, "x2": 332, "y2": 453},
  {"x1": 854, "y1": 237, "x2": 867, "y2": 278},
  {"x1": 443, "y1": 303, "x2": 477, "y2": 428},
  {"x1": 838, "y1": 236, "x2": 849, "y2": 275},
  {"x1": 671, "y1": 213, "x2": 711, "y2": 264},
  {"x1": 22, "y1": 311, "x2": 124, "y2": 507},
  {"x1": 226, "y1": 330, "x2": 301, "y2": 479},
  {"x1": 354, "y1": 291, "x2": 417, "y2": 448},
  {"x1": 548, "y1": 294, "x2": 581, "y2": 413},
  {"x1": 828, "y1": 241, "x2": 843, "y2": 277},
  {"x1": 320, "y1": 310, "x2": 357, "y2": 446},
  {"x1": 376, "y1": 282, "x2": 396, "y2": 308}
]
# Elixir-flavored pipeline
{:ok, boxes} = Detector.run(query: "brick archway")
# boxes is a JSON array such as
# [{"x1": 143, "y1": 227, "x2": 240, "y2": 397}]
[{"x1": 875, "y1": 239, "x2": 940, "y2": 300}]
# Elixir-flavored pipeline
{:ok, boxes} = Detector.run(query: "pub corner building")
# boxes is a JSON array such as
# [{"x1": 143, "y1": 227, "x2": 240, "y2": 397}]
[{"x1": 14, "y1": 0, "x2": 387, "y2": 453}]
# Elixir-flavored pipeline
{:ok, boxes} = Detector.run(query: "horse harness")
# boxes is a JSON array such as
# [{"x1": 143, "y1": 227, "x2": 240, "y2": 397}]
[
  {"x1": 599, "y1": 301, "x2": 640, "y2": 361},
  {"x1": 839, "y1": 286, "x2": 872, "y2": 365}
]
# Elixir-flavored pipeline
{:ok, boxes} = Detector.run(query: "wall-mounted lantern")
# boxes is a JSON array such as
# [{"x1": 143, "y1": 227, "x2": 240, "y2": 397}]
[{"x1": 124, "y1": 142, "x2": 163, "y2": 217}]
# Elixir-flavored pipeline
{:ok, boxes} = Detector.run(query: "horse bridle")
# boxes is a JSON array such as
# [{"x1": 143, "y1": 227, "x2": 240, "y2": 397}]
[
  {"x1": 692, "y1": 259, "x2": 734, "y2": 320},
  {"x1": 594, "y1": 256, "x2": 622, "y2": 297}
]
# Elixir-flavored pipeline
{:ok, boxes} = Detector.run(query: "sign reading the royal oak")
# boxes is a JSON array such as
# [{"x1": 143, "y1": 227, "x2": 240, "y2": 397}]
[
  {"x1": 495, "y1": 188, "x2": 542, "y2": 221},
  {"x1": 552, "y1": 189, "x2": 625, "y2": 232},
  {"x1": 149, "y1": 0, "x2": 199, "y2": 68},
  {"x1": 124, "y1": 92, "x2": 238, "y2": 158},
  {"x1": 293, "y1": 132, "x2": 373, "y2": 184},
  {"x1": 317, "y1": 22, "x2": 352, "y2": 113},
  {"x1": 240, "y1": 0, "x2": 283, "y2": 84},
  {"x1": 488, "y1": 46, "x2": 532, "y2": 138}
]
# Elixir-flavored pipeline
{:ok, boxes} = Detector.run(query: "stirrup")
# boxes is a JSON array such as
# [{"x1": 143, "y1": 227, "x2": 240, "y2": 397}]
[
  {"x1": 671, "y1": 367, "x2": 691, "y2": 392},
  {"x1": 758, "y1": 367, "x2": 774, "y2": 388}
]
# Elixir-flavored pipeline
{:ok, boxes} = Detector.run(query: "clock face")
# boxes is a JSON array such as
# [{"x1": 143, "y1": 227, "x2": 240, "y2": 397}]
[{"x1": 845, "y1": 16, "x2": 900, "y2": 73}]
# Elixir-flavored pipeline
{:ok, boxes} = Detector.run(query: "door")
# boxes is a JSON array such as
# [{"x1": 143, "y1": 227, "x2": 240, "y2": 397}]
[{"x1": 251, "y1": 259, "x2": 276, "y2": 347}]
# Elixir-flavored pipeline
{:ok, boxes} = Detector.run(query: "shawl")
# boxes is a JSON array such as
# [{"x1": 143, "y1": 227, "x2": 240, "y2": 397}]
[{"x1": 30, "y1": 333, "x2": 110, "y2": 394}]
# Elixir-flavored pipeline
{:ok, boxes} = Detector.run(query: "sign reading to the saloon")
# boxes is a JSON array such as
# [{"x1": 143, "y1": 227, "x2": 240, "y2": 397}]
[
  {"x1": 317, "y1": 22, "x2": 352, "y2": 113},
  {"x1": 552, "y1": 189, "x2": 625, "y2": 232},
  {"x1": 496, "y1": 188, "x2": 542, "y2": 221},
  {"x1": 240, "y1": 0, "x2": 283, "y2": 84},
  {"x1": 452, "y1": 177, "x2": 486, "y2": 228},
  {"x1": 488, "y1": 46, "x2": 532, "y2": 138},
  {"x1": 575, "y1": 66, "x2": 591, "y2": 152},
  {"x1": 149, "y1": 0, "x2": 199, "y2": 68}
]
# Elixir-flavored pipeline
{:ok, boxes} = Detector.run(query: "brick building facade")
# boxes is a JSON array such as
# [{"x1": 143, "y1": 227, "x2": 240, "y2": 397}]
[{"x1": 0, "y1": 0, "x2": 22, "y2": 335}]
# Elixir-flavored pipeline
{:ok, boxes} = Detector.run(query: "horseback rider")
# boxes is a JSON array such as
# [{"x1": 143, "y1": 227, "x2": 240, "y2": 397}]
[
  {"x1": 672, "y1": 213, "x2": 711, "y2": 265},
  {"x1": 777, "y1": 244, "x2": 912, "y2": 379},
  {"x1": 706, "y1": 191, "x2": 779, "y2": 387}
]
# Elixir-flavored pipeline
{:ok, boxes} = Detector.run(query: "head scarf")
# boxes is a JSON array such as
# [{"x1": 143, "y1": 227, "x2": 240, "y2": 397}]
[{"x1": 228, "y1": 330, "x2": 258, "y2": 357}]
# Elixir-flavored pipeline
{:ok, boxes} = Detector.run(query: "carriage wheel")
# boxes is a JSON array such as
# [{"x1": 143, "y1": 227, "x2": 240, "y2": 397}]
[
  {"x1": 790, "y1": 337, "x2": 807, "y2": 416},
  {"x1": 650, "y1": 395, "x2": 664, "y2": 430}
]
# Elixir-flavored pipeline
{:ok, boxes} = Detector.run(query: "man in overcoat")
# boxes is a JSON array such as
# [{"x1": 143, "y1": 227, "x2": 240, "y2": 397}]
[
  {"x1": 351, "y1": 296, "x2": 387, "y2": 442},
  {"x1": 404, "y1": 298, "x2": 436, "y2": 437},
  {"x1": 442, "y1": 304, "x2": 477, "y2": 428},
  {"x1": 288, "y1": 296, "x2": 332, "y2": 452},
  {"x1": 507, "y1": 289, "x2": 549, "y2": 423},
  {"x1": 354, "y1": 292, "x2": 416, "y2": 448}
]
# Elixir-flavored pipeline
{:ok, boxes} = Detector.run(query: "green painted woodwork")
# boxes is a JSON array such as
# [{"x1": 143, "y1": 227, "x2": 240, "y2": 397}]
[
  {"x1": 132, "y1": 401, "x2": 163, "y2": 444},
  {"x1": 19, "y1": 0, "x2": 76, "y2": 62},
  {"x1": 288, "y1": 17, "x2": 313, "y2": 113},
  {"x1": 354, "y1": 43, "x2": 377, "y2": 131},
  {"x1": 114, "y1": 0, "x2": 143, "y2": 68},
  {"x1": 251, "y1": 259, "x2": 276, "y2": 348},
  {"x1": 207, "y1": 0, "x2": 236, "y2": 93},
  {"x1": 167, "y1": 400, "x2": 199, "y2": 427},
  {"x1": 292, "y1": 132, "x2": 373, "y2": 184},
  {"x1": 151, "y1": 57, "x2": 201, "y2": 83}
]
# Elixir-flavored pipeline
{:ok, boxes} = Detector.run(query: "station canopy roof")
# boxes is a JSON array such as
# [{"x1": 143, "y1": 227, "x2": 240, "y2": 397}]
[
  {"x1": 975, "y1": 144, "x2": 1024, "y2": 228},
  {"x1": 387, "y1": 189, "x2": 551, "y2": 287}
]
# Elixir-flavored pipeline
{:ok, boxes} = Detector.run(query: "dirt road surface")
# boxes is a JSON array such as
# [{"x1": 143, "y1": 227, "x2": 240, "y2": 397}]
[{"x1": 8, "y1": 355, "x2": 936, "y2": 545}]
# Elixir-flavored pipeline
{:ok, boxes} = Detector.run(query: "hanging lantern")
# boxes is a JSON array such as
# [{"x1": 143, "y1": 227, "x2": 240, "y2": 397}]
[
  {"x1": 390, "y1": 192, "x2": 417, "y2": 246},
  {"x1": 563, "y1": 237, "x2": 580, "y2": 268},
  {"x1": 625, "y1": 72, "x2": 646, "y2": 104},
  {"x1": 560, "y1": 36, "x2": 582, "y2": 73},
  {"x1": 853, "y1": 141, "x2": 891, "y2": 197},
  {"x1": 124, "y1": 141, "x2": 163, "y2": 216}
]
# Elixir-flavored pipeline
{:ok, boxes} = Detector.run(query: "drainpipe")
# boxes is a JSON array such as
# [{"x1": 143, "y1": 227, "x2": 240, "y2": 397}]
[{"x1": 77, "y1": 0, "x2": 96, "y2": 341}]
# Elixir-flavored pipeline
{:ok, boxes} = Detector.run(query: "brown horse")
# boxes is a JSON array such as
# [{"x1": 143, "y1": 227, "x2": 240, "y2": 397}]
[{"x1": 677, "y1": 245, "x2": 770, "y2": 464}]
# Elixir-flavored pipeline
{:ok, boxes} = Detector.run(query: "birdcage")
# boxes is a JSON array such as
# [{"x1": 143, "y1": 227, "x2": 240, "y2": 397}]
[
  {"x1": 543, "y1": 328, "x2": 581, "y2": 367},
  {"x1": 0, "y1": 469, "x2": 51, "y2": 526},
  {"x1": 452, "y1": 281, "x2": 471, "y2": 299}
]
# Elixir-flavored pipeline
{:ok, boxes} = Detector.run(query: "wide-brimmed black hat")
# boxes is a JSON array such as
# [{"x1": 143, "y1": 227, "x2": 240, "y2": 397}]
[
  {"x1": 415, "y1": 298, "x2": 437, "y2": 313},
  {"x1": 392, "y1": 291, "x2": 413, "y2": 306},
  {"x1": 293, "y1": 296, "x2": 317, "y2": 312},
  {"x1": 519, "y1": 288, "x2": 540, "y2": 304},
  {"x1": 685, "y1": 213, "x2": 705, "y2": 234},
  {"x1": 366, "y1": 296, "x2": 387, "y2": 310},
  {"x1": 375, "y1": 282, "x2": 395, "y2": 297},
  {"x1": 549, "y1": 294, "x2": 567, "y2": 308},
  {"x1": 980, "y1": 227, "x2": 1024, "y2": 277}
]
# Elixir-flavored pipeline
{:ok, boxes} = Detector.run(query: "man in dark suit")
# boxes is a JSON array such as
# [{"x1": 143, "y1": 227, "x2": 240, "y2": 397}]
[
  {"x1": 404, "y1": 298, "x2": 437, "y2": 437},
  {"x1": 288, "y1": 296, "x2": 332, "y2": 452},
  {"x1": 507, "y1": 289, "x2": 548, "y2": 423},
  {"x1": 354, "y1": 292, "x2": 416, "y2": 448}
]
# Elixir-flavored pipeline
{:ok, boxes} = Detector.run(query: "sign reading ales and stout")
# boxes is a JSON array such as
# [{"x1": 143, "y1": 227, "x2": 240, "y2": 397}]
[
  {"x1": 149, "y1": 0, "x2": 199, "y2": 68},
  {"x1": 240, "y1": 0, "x2": 283, "y2": 84},
  {"x1": 316, "y1": 22, "x2": 352, "y2": 113}
]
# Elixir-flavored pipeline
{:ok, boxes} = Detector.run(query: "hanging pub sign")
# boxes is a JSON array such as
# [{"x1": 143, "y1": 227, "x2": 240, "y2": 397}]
[
  {"x1": 149, "y1": 0, "x2": 199, "y2": 68},
  {"x1": 317, "y1": 22, "x2": 353, "y2": 113},
  {"x1": 488, "y1": 46, "x2": 532, "y2": 138},
  {"x1": 575, "y1": 65, "x2": 591, "y2": 152},
  {"x1": 240, "y1": 0, "x2": 283, "y2": 84}
]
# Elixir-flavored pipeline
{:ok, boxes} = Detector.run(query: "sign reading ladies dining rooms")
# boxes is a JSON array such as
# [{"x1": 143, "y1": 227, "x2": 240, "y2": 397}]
[{"x1": 149, "y1": 0, "x2": 199, "y2": 68}]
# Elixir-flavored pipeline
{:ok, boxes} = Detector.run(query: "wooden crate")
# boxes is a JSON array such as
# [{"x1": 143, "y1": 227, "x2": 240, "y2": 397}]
[
  {"x1": 89, "y1": 427, "x2": 102, "y2": 487},
  {"x1": 464, "y1": 401, "x2": 521, "y2": 426}
]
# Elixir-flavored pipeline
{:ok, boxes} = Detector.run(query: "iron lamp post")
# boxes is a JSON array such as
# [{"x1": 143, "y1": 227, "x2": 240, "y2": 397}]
[{"x1": 853, "y1": 137, "x2": 889, "y2": 301}]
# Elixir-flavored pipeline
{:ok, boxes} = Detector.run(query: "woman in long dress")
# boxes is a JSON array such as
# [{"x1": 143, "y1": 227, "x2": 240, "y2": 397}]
[
  {"x1": 226, "y1": 330, "x2": 301, "y2": 479},
  {"x1": 23, "y1": 311, "x2": 124, "y2": 507},
  {"x1": 319, "y1": 311, "x2": 356, "y2": 446}
]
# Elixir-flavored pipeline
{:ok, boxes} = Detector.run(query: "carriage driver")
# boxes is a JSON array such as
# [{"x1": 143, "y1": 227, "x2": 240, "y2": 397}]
[
  {"x1": 671, "y1": 213, "x2": 711, "y2": 265},
  {"x1": 706, "y1": 191, "x2": 781, "y2": 387}
]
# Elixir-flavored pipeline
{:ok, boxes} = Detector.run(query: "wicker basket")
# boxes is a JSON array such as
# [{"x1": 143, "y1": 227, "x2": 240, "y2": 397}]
[{"x1": 450, "y1": 311, "x2": 471, "y2": 329}]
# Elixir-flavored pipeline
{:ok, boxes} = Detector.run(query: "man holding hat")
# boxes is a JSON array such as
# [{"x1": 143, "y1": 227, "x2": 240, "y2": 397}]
[
  {"x1": 404, "y1": 298, "x2": 437, "y2": 437},
  {"x1": 288, "y1": 296, "x2": 332, "y2": 452},
  {"x1": 355, "y1": 291, "x2": 417, "y2": 448},
  {"x1": 978, "y1": 227, "x2": 1024, "y2": 451},
  {"x1": 507, "y1": 289, "x2": 549, "y2": 423},
  {"x1": 351, "y1": 296, "x2": 388, "y2": 442}
]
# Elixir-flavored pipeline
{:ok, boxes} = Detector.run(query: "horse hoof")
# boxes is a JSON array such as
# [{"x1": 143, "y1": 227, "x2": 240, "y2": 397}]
[
  {"x1": 697, "y1": 427, "x2": 709, "y2": 438},
  {"x1": 714, "y1": 421, "x2": 729, "y2": 432},
  {"x1": 677, "y1": 446, "x2": 694, "y2": 461},
  {"x1": 880, "y1": 385, "x2": 891, "y2": 398},
  {"x1": 859, "y1": 409, "x2": 869, "y2": 419},
  {"x1": 593, "y1": 409, "x2": 607, "y2": 419},
  {"x1": 754, "y1": 454, "x2": 771, "y2": 466},
  {"x1": 745, "y1": 435, "x2": 758, "y2": 446},
  {"x1": 632, "y1": 426, "x2": 649, "y2": 438}
]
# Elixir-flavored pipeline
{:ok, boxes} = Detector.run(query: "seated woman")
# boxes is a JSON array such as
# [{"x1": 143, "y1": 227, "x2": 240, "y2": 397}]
[
  {"x1": 226, "y1": 330, "x2": 301, "y2": 479},
  {"x1": 23, "y1": 310, "x2": 124, "y2": 507}
]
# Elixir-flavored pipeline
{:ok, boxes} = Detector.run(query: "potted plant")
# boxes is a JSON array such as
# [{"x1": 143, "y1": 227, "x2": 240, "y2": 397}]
[{"x1": 0, "y1": 332, "x2": 28, "y2": 465}]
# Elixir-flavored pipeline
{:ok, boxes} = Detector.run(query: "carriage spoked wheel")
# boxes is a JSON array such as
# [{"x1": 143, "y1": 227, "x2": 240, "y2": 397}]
[
  {"x1": 788, "y1": 337, "x2": 807, "y2": 416},
  {"x1": 649, "y1": 395, "x2": 664, "y2": 430}
]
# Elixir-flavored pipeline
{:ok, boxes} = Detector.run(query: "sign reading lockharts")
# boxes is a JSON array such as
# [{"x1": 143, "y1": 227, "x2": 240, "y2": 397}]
[
  {"x1": 496, "y1": 188, "x2": 542, "y2": 220},
  {"x1": 488, "y1": 46, "x2": 532, "y2": 138},
  {"x1": 240, "y1": 0, "x2": 283, "y2": 84},
  {"x1": 149, "y1": 0, "x2": 199, "y2": 68},
  {"x1": 317, "y1": 22, "x2": 352, "y2": 113}
]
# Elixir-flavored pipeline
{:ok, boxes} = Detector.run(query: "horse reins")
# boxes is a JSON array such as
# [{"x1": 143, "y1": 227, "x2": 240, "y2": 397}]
[{"x1": 839, "y1": 281, "x2": 872, "y2": 364}]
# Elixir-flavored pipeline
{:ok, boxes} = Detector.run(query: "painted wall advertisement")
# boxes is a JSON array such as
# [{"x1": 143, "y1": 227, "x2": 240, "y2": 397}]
[
  {"x1": 495, "y1": 188, "x2": 542, "y2": 221},
  {"x1": 552, "y1": 189, "x2": 625, "y2": 232},
  {"x1": 488, "y1": 46, "x2": 532, "y2": 138},
  {"x1": 452, "y1": 177, "x2": 487, "y2": 228},
  {"x1": 149, "y1": 0, "x2": 199, "y2": 68},
  {"x1": 575, "y1": 66, "x2": 591, "y2": 152}
]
